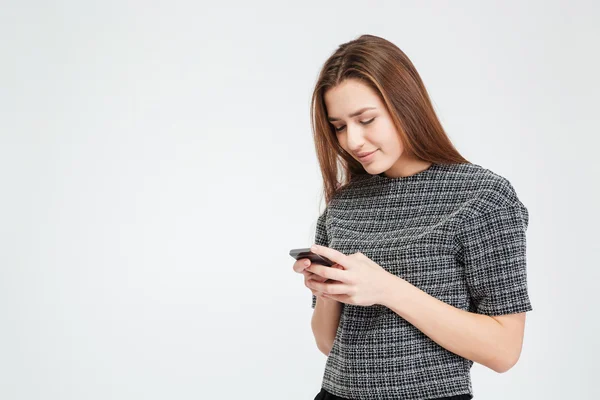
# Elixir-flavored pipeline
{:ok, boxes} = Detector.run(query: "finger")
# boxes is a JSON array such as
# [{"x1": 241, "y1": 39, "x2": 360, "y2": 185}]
[
  {"x1": 293, "y1": 258, "x2": 311, "y2": 273},
  {"x1": 304, "y1": 270, "x2": 316, "y2": 280},
  {"x1": 306, "y1": 279, "x2": 327, "y2": 291},
  {"x1": 321, "y1": 293, "x2": 344, "y2": 302},
  {"x1": 307, "y1": 279, "x2": 350, "y2": 295},
  {"x1": 304, "y1": 272, "x2": 327, "y2": 284},
  {"x1": 307, "y1": 263, "x2": 348, "y2": 283},
  {"x1": 310, "y1": 245, "x2": 349, "y2": 270}
]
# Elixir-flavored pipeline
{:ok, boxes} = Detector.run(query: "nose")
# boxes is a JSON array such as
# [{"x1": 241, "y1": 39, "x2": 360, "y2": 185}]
[{"x1": 346, "y1": 124, "x2": 366, "y2": 152}]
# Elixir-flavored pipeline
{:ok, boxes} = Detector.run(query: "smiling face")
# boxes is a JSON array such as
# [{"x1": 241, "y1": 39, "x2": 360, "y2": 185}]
[{"x1": 324, "y1": 78, "x2": 431, "y2": 178}]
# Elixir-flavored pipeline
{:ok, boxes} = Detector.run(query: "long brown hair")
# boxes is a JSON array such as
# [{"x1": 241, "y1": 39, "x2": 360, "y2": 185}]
[{"x1": 311, "y1": 34, "x2": 469, "y2": 206}]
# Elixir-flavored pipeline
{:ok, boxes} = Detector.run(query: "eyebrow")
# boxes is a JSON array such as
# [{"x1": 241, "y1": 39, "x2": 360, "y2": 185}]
[{"x1": 327, "y1": 107, "x2": 376, "y2": 122}]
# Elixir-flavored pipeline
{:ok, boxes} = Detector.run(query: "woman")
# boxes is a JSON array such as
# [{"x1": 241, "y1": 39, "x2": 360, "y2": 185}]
[{"x1": 292, "y1": 34, "x2": 532, "y2": 400}]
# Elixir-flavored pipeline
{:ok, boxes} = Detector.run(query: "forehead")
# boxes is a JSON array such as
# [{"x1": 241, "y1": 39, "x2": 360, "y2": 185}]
[{"x1": 324, "y1": 79, "x2": 381, "y2": 115}]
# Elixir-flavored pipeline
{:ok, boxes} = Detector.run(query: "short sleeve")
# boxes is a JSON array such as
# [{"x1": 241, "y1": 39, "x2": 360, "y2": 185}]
[
  {"x1": 311, "y1": 208, "x2": 329, "y2": 309},
  {"x1": 456, "y1": 201, "x2": 533, "y2": 316}
]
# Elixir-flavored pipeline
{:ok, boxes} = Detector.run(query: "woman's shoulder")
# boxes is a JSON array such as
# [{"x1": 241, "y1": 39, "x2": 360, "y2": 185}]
[{"x1": 448, "y1": 162, "x2": 524, "y2": 216}]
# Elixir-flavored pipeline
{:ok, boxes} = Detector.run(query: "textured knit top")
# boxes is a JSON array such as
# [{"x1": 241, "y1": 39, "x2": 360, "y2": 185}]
[{"x1": 311, "y1": 162, "x2": 532, "y2": 400}]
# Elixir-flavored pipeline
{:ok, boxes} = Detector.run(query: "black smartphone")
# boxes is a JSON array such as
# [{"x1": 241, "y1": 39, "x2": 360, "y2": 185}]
[{"x1": 289, "y1": 247, "x2": 334, "y2": 267}]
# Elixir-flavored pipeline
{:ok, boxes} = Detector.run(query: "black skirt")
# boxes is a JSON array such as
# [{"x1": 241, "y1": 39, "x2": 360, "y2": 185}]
[{"x1": 314, "y1": 387, "x2": 473, "y2": 400}]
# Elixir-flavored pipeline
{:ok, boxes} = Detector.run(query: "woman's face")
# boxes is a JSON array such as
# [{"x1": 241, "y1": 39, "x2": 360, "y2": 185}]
[{"x1": 324, "y1": 78, "x2": 412, "y2": 176}]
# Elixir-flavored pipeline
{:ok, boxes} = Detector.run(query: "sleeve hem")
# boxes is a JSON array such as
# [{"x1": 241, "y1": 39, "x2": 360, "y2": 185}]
[{"x1": 476, "y1": 304, "x2": 533, "y2": 316}]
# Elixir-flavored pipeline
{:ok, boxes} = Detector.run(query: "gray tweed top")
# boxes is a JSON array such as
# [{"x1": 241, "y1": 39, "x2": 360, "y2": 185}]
[{"x1": 311, "y1": 162, "x2": 532, "y2": 400}]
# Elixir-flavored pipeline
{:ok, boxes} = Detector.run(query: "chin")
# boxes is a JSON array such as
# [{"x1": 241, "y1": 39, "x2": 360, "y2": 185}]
[
  {"x1": 364, "y1": 161, "x2": 384, "y2": 172},
  {"x1": 365, "y1": 166, "x2": 384, "y2": 175}
]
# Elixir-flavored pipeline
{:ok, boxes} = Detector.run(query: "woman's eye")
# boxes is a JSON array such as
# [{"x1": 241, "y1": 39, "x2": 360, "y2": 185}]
[
  {"x1": 362, "y1": 117, "x2": 375, "y2": 125},
  {"x1": 334, "y1": 118, "x2": 375, "y2": 132}
]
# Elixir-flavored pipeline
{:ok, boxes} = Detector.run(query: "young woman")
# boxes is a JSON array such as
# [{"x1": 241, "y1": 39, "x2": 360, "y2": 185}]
[{"x1": 292, "y1": 34, "x2": 532, "y2": 400}]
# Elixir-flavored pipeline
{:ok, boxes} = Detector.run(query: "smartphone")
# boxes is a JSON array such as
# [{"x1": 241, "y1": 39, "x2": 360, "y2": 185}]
[{"x1": 289, "y1": 247, "x2": 334, "y2": 267}]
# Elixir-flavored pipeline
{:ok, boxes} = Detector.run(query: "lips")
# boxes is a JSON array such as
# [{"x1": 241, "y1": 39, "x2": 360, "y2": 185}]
[
  {"x1": 357, "y1": 150, "x2": 377, "y2": 158},
  {"x1": 357, "y1": 150, "x2": 377, "y2": 157}
]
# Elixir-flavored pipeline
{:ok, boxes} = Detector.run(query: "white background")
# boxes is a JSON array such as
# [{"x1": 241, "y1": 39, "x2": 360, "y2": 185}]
[{"x1": 1, "y1": 1, "x2": 598, "y2": 399}]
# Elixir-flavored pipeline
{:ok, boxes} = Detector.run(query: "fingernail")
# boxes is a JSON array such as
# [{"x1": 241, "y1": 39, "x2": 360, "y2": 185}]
[{"x1": 304, "y1": 260, "x2": 310, "y2": 266}]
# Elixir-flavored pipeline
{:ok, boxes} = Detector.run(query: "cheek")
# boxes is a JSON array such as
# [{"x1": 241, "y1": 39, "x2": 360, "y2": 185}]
[{"x1": 374, "y1": 122, "x2": 402, "y2": 152}]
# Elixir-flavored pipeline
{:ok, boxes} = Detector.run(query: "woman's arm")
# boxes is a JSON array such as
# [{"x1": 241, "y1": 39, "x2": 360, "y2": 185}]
[
  {"x1": 380, "y1": 275, "x2": 527, "y2": 373},
  {"x1": 311, "y1": 296, "x2": 343, "y2": 355}
]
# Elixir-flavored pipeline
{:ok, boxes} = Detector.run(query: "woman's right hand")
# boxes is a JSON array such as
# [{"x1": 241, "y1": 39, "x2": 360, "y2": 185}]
[{"x1": 293, "y1": 258, "x2": 344, "y2": 298}]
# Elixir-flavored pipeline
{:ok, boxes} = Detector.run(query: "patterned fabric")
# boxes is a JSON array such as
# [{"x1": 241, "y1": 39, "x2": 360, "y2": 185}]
[{"x1": 310, "y1": 162, "x2": 532, "y2": 400}]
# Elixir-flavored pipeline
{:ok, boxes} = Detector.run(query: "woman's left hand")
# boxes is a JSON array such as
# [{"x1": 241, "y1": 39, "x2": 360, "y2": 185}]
[{"x1": 305, "y1": 244, "x2": 396, "y2": 307}]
